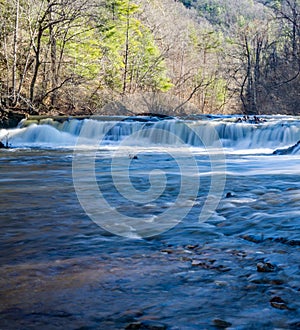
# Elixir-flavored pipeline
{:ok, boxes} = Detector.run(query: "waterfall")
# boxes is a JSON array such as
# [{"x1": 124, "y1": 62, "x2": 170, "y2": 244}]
[{"x1": 2, "y1": 115, "x2": 300, "y2": 152}]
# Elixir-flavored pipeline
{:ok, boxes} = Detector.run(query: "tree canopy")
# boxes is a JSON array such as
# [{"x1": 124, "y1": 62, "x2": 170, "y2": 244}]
[{"x1": 0, "y1": 0, "x2": 299, "y2": 116}]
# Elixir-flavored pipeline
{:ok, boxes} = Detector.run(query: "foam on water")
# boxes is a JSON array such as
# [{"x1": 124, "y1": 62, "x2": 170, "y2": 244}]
[
  {"x1": 2, "y1": 115, "x2": 300, "y2": 154},
  {"x1": 1, "y1": 124, "x2": 77, "y2": 148}
]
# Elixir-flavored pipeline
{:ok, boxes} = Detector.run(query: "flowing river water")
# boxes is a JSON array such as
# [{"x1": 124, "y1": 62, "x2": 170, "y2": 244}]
[{"x1": 0, "y1": 115, "x2": 300, "y2": 329}]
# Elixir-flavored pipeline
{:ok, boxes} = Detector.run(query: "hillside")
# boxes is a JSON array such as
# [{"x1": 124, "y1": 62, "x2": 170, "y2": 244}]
[{"x1": 0, "y1": 0, "x2": 299, "y2": 120}]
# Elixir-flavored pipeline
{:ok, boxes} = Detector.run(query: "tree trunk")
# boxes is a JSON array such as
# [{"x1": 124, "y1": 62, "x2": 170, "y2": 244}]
[
  {"x1": 12, "y1": 0, "x2": 20, "y2": 105},
  {"x1": 49, "y1": 3, "x2": 58, "y2": 107},
  {"x1": 30, "y1": 27, "x2": 43, "y2": 104},
  {"x1": 122, "y1": 2, "x2": 130, "y2": 95}
]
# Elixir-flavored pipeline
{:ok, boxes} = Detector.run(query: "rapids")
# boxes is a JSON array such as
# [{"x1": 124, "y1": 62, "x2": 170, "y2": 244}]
[{"x1": 0, "y1": 114, "x2": 300, "y2": 152}]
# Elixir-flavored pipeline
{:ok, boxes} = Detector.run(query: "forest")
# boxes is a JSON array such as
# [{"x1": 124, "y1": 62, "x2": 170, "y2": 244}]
[{"x1": 0, "y1": 0, "x2": 299, "y2": 118}]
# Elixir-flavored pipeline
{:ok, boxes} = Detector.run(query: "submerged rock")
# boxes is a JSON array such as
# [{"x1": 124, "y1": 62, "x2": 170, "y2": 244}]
[
  {"x1": 266, "y1": 237, "x2": 300, "y2": 246},
  {"x1": 125, "y1": 320, "x2": 167, "y2": 329},
  {"x1": 257, "y1": 262, "x2": 276, "y2": 272},
  {"x1": 191, "y1": 259, "x2": 231, "y2": 272},
  {"x1": 125, "y1": 322, "x2": 142, "y2": 329},
  {"x1": 288, "y1": 321, "x2": 300, "y2": 329},
  {"x1": 185, "y1": 244, "x2": 199, "y2": 250},
  {"x1": 140, "y1": 320, "x2": 167, "y2": 329},
  {"x1": 270, "y1": 296, "x2": 289, "y2": 310},
  {"x1": 240, "y1": 234, "x2": 264, "y2": 243},
  {"x1": 213, "y1": 318, "x2": 232, "y2": 328},
  {"x1": 273, "y1": 140, "x2": 300, "y2": 155},
  {"x1": 248, "y1": 274, "x2": 284, "y2": 285}
]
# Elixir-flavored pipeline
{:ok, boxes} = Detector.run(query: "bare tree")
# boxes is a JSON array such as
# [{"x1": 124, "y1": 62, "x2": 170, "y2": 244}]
[
  {"x1": 12, "y1": 0, "x2": 20, "y2": 105},
  {"x1": 239, "y1": 29, "x2": 268, "y2": 114}
]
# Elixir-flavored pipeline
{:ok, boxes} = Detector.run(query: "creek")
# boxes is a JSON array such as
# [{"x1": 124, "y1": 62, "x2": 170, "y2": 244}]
[{"x1": 0, "y1": 115, "x2": 299, "y2": 329}]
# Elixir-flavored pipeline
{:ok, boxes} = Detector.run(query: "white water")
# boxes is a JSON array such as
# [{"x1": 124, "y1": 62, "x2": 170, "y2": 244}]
[{"x1": 1, "y1": 115, "x2": 300, "y2": 153}]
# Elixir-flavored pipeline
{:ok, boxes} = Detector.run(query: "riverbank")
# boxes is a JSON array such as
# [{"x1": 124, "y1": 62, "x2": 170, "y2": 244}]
[{"x1": 0, "y1": 108, "x2": 27, "y2": 129}]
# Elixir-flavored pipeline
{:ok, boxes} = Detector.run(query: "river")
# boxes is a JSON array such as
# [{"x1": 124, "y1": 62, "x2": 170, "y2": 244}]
[{"x1": 0, "y1": 115, "x2": 299, "y2": 329}]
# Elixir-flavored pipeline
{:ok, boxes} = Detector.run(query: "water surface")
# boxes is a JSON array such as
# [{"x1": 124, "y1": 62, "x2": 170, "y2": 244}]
[{"x1": 1, "y1": 116, "x2": 300, "y2": 329}]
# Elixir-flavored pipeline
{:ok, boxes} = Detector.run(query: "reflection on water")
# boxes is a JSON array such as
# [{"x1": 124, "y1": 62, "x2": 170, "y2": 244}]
[{"x1": 0, "y1": 148, "x2": 300, "y2": 329}]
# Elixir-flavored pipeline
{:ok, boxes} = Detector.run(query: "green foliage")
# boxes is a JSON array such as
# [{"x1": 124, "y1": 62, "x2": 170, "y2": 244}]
[
  {"x1": 197, "y1": 1, "x2": 227, "y2": 26},
  {"x1": 64, "y1": 26, "x2": 102, "y2": 80},
  {"x1": 188, "y1": 26, "x2": 223, "y2": 56},
  {"x1": 214, "y1": 78, "x2": 227, "y2": 105},
  {"x1": 100, "y1": 0, "x2": 172, "y2": 93}
]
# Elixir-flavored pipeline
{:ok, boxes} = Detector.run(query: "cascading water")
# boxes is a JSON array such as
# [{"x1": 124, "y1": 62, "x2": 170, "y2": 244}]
[{"x1": 2, "y1": 115, "x2": 300, "y2": 153}]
